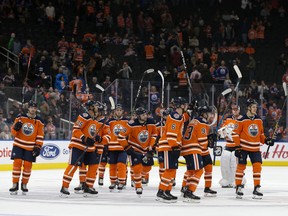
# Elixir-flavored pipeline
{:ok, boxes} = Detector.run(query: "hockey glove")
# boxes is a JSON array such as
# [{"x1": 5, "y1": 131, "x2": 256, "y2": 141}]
[
  {"x1": 234, "y1": 148, "x2": 243, "y2": 159},
  {"x1": 81, "y1": 136, "x2": 95, "y2": 147},
  {"x1": 207, "y1": 133, "x2": 218, "y2": 148},
  {"x1": 125, "y1": 146, "x2": 135, "y2": 156},
  {"x1": 265, "y1": 137, "x2": 274, "y2": 146},
  {"x1": 142, "y1": 150, "x2": 154, "y2": 163},
  {"x1": 94, "y1": 135, "x2": 102, "y2": 143},
  {"x1": 32, "y1": 145, "x2": 41, "y2": 157},
  {"x1": 13, "y1": 121, "x2": 23, "y2": 131}
]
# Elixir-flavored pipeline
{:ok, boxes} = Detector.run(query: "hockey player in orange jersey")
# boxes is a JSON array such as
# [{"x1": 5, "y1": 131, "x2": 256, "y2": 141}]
[
  {"x1": 9, "y1": 100, "x2": 44, "y2": 195},
  {"x1": 60, "y1": 100, "x2": 110, "y2": 197},
  {"x1": 181, "y1": 106, "x2": 215, "y2": 202},
  {"x1": 156, "y1": 97, "x2": 189, "y2": 203},
  {"x1": 233, "y1": 99, "x2": 274, "y2": 199},
  {"x1": 218, "y1": 104, "x2": 245, "y2": 188},
  {"x1": 106, "y1": 104, "x2": 130, "y2": 191},
  {"x1": 74, "y1": 101, "x2": 107, "y2": 193},
  {"x1": 118, "y1": 107, "x2": 157, "y2": 196},
  {"x1": 181, "y1": 106, "x2": 217, "y2": 200},
  {"x1": 154, "y1": 108, "x2": 172, "y2": 179}
]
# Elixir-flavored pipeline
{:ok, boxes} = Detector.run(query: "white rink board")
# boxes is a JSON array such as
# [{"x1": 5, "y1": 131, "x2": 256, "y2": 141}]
[{"x1": 1, "y1": 141, "x2": 288, "y2": 168}]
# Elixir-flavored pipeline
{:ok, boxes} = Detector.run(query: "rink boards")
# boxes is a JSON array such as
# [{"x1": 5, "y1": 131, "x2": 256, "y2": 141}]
[{"x1": 0, "y1": 140, "x2": 288, "y2": 171}]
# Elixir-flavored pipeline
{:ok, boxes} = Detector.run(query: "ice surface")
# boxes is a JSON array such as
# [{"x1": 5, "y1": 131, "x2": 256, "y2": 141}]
[{"x1": 0, "y1": 166, "x2": 288, "y2": 216}]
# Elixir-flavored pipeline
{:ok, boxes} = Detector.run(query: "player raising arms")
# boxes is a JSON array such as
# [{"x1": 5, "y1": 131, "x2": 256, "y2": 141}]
[
  {"x1": 233, "y1": 99, "x2": 274, "y2": 199},
  {"x1": 9, "y1": 100, "x2": 44, "y2": 195},
  {"x1": 60, "y1": 100, "x2": 110, "y2": 197}
]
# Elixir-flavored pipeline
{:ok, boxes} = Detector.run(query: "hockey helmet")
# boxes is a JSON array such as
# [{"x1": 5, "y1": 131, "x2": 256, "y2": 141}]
[
  {"x1": 171, "y1": 97, "x2": 187, "y2": 108},
  {"x1": 188, "y1": 98, "x2": 198, "y2": 111},
  {"x1": 162, "y1": 107, "x2": 173, "y2": 116},
  {"x1": 198, "y1": 106, "x2": 212, "y2": 116},
  {"x1": 115, "y1": 104, "x2": 123, "y2": 110},
  {"x1": 85, "y1": 100, "x2": 97, "y2": 110},
  {"x1": 231, "y1": 103, "x2": 240, "y2": 111},
  {"x1": 135, "y1": 107, "x2": 147, "y2": 116},
  {"x1": 246, "y1": 99, "x2": 257, "y2": 107},
  {"x1": 28, "y1": 100, "x2": 37, "y2": 108}
]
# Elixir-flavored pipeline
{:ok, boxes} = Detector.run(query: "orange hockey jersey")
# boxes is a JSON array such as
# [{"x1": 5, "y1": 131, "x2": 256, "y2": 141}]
[
  {"x1": 181, "y1": 117, "x2": 210, "y2": 156},
  {"x1": 118, "y1": 118, "x2": 157, "y2": 154},
  {"x1": 221, "y1": 115, "x2": 242, "y2": 148},
  {"x1": 158, "y1": 111, "x2": 186, "y2": 152},
  {"x1": 181, "y1": 117, "x2": 207, "y2": 156},
  {"x1": 11, "y1": 114, "x2": 44, "y2": 151},
  {"x1": 233, "y1": 114, "x2": 266, "y2": 152},
  {"x1": 69, "y1": 113, "x2": 110, "y2": 154},
  {"x1": 107, "y1": 117, "x2": 129, "y2": 151}
]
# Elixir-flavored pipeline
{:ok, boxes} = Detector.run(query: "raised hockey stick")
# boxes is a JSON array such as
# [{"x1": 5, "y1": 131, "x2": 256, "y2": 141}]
[
  {"x1": 132, "y1": 68, "x2": 154, "y2": 112},
  {"x1": 174, "y1": 31, "x2": 193, "y2": 92},
  {"x1": 212, "y1": 88, "x2": 233, "y2": 165},
  {"x1": 157, "y1": 70, "x2": 165, "y2": 137},
  {"x1": 264, "y1": 82, "x2": 288, "y2": 159}
]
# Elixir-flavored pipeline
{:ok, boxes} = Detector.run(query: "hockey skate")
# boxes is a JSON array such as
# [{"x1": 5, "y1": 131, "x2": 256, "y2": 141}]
[
  {"x1": 131, "y1": 180, "x2": 135, "y2": 188},
  {"x1": 109, "y1": 183, "x2": 117, "y2": 191},
  {"x1": 252, "y1": 185, "x2": 263, "y2": 199},
  {"x1": 117, "y1": 183, "x2": 125, "y2": 191},
  {"x1": 204, "y1": 187, "x2": 217, "y2": 197},
  {"x1": 83, "y1": 187, "x2": 98, "y2": 197},
  {"x1": 180, "y1": 186, "x2": 188, "y2": 197},
  {"x1": 165, "y1": 190, "x2": 178, "y2": 201},
  {"x1": 98, "y1": 177, "x2": 104, "y2": 186},
  {"x1": 236, "y1": 185, "x2": 244, "y2": 199},
  {"x1": 60, "y1": 187, "x2": 70, "y2": 198},
  {"x1": 136, "y1": 187, "x2": 143, "y2": 197},
  {"x1": 74, "y1": 182, "x2": 85, "y2": 194},
  {"x1": 141, "y1": 178, "x2": 149, "y2": 186},
  {"x1": 156, "y1": 189, "x2": 174, "y2": 203},
  {"x1": 9, "y1": 183, "x2": 19, "y2": 195},
  {"x1": 183, "y1": 190, "x2": 201, "y2": 203},
  {"x1": 21, "y1": 183, "x2": 28, "y2": 195}
]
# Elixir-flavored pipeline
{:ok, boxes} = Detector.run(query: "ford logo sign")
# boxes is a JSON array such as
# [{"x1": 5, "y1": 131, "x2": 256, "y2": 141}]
[{"x1": 40, "y1": 144, "x2": 60, "y2": 160}]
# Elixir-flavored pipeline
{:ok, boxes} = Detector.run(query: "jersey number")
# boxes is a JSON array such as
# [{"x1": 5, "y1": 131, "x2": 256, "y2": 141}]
[{"x1": 184, "y1": 126, "x2": 194, "y2": 140}]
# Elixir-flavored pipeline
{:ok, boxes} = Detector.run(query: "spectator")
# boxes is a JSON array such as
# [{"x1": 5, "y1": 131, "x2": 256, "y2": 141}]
[
  {"x1": 0, "y1": 124, "x2": 12, "y2": 140},
  {"x1": 2, "y1": 68, "x2": 15, "y2": 86},
  {"x1": 45, "y1": 116, "x2": 57, "y2": 140},
  {"x1": 117, "y1": 62, "x2": 132, "y2": 79},
  {"x1": 45, "y1": 2, "x2": 55, "y2": 22},
  {"x1": 246, "y1": 55, "x2": 256, "y2": 82}
]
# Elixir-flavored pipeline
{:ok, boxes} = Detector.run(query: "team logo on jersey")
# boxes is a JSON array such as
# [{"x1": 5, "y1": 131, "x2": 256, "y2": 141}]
[
  {"x1": 248, "y1": 124, "x2": 258, "y2": 137},
  {"x1": 138, "y1": 130, "x2": 149, "y2": 143},
  {"x1": 40, "y1": 144, "x2": 60, "y2": 160},
  {"x1": 113, "y1": 124, "x2": 126, "y2": 136},
  {"x1": 89, "y1": 124, "x2": 97, "y2": 137},
  {"x1": 227, "y1": 122, "x2": 235, "y2": 130},
  {"x1": 22, "y1": 123, "x2": 34, "y2": 136}
]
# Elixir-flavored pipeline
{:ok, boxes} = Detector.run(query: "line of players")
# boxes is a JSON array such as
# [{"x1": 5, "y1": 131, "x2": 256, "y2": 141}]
[{"x1": 9, "y1": 97, "x2": 275, "y2": 202}]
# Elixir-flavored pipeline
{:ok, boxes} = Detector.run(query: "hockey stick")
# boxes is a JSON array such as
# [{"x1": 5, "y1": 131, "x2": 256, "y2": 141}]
[
  {"x1": 25, "y1": 52, "x2": 32, "y2": 80},
  {"x1": 132, "y1": 68, "x2": 154, "y2": 112},
  {"x1": 174, "y1": 31, "x2": 193, "y2": 93},
  {"x1": 264, "y1": 82, "x2": 288, "y2": 159},
  {"x1": 212, "y1": 65, "x2": 242, "y2": 164},
  {"x1": 212, "y1": 88, "x2": 233, "y2": 165},
  {"x1": 84, "y1": 67, "x2": 89, "y2": 94}
]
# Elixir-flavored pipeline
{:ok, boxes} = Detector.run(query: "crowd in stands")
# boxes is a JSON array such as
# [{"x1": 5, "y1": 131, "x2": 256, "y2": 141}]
[{"x1": 0, "y1": 0, "x2": 288, "y2": 140}]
